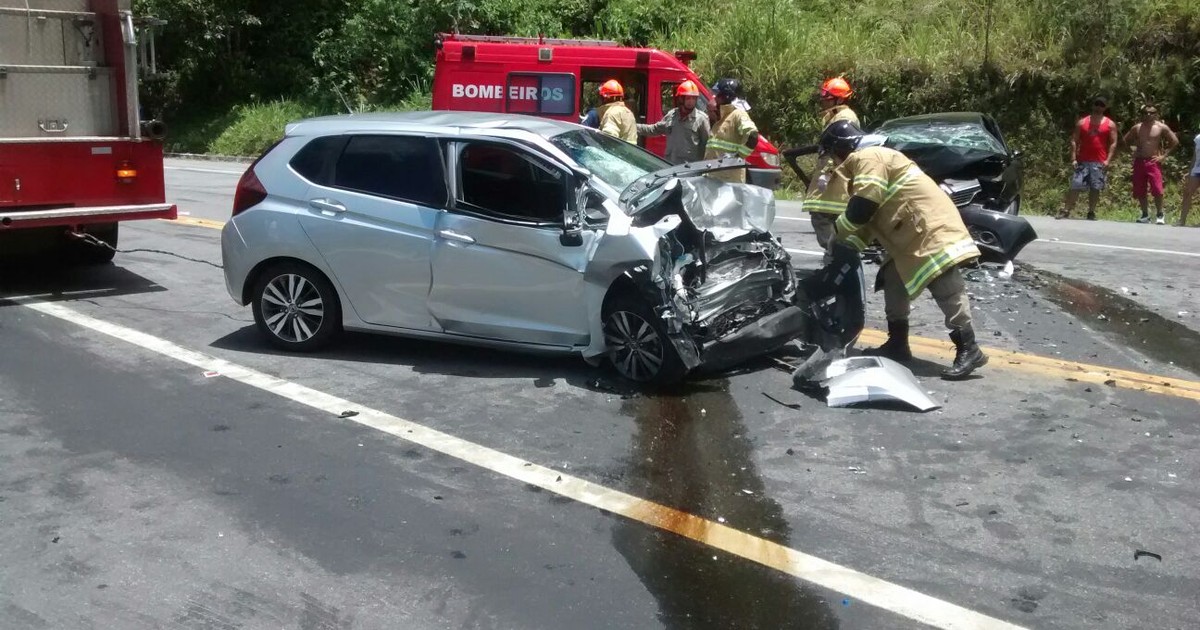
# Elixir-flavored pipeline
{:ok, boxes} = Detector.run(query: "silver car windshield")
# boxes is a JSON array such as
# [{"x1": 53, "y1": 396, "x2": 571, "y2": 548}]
[{"x1": 550, "y1": 130, "x2": 669, "y2": 193}]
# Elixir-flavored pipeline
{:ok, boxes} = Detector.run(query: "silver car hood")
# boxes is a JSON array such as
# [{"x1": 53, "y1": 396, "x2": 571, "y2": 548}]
[
  {"x1": 624, "y1": 174, "x2": 776, "y2": 242},
  {"x1": 620, "y1": 156, "x2": 750, "y2": 209}
]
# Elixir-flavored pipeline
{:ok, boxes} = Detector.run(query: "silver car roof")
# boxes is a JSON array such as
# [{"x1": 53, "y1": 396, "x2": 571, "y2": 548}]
[{"x1": 285, "y1": 111, "x2": 581, "y2": 140}]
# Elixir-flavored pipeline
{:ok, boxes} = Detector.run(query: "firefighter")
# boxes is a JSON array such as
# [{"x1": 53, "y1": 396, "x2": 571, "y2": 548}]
[
  {"x1": 636, "y1": 80, "x2": 711, "y2": 164},
  {"x1": 822, "y1": 120, "x2": 988, "y2": 380},
  {"x1": 597, "y1": 79, "x2": 637, "y2": 143},
  {"x1": 704, "y1": 78, "x2": 760, "y2": 183},
  {"x1": 805, "y1": 77, "x2": 861, "y2": 259}
]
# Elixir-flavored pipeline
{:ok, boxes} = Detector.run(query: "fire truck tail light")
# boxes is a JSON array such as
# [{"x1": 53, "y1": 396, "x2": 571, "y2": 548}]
[
  {"x1": 116, "y1": 162, "x2": 138, "y2": 182},
  {"x1": 232, "y1": 168, "x2": 268, "y2": 216}
]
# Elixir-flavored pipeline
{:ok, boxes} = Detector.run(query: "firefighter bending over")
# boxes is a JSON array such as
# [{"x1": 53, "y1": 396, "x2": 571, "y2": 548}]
[
  {"x1": 704, "y1": 78, "x2": 760, "y2": 183},
  {"x1": 597, "y1": 80, "x2": 637, "y2": 143},
  {"x1": 822, "y1": 121, "x2": 989, "y2": 380}
]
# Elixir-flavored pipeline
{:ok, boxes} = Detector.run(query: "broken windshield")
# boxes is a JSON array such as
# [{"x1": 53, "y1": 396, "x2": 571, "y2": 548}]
[
  {"x1": 550, "y1": 129, "x2": 668, "y2": 192},
  {"x1": 880, "y1": 121, "x2": 1006, "y2": 155}
]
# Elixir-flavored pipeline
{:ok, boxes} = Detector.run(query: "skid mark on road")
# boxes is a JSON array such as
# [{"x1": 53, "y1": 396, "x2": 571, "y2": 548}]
[{"x1": 16, "y1": 298, "x2": 1027, "y2": 630}]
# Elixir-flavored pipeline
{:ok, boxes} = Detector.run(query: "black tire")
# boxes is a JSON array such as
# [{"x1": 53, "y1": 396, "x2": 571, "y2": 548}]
[
  {"x1": 68, "y1": 223, "x2": 118, "y2": 265},
  {"x1": 251, "y1": 261, "x2": 341, "y2": 352},
  {"x1": 602, "y1": 296, "x2": 688, "y2": 386}
]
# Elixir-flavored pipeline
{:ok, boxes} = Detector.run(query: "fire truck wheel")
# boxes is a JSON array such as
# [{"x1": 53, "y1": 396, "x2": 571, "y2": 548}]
[
  {"x1": 251, "y1": 261, "x2": 341, "y2": 352},
  {"x1": 70, "y1": 223, "x2": 118, "y2": 265}
]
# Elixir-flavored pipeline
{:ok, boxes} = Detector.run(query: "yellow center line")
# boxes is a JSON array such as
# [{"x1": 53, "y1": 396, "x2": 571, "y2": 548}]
[
  {"x1": 160, "y1": 215, "x2": 1200, "y2": 402},
  {"x1": 860, "y1": 330, "x2": 1200, "y2": 402},
  {"x1": 168, "y1": 216, "x2": 228, "y2": 230}
]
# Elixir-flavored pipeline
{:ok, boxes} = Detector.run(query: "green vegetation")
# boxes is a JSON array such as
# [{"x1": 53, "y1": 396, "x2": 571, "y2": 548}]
[{"x1": 137, "y1": 0, "x2": 1200, "y2": 219}]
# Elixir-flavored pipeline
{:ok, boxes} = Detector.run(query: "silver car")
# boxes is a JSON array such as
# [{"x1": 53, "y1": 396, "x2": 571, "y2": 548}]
[{"x1": 221, "y1": 112, "x2": 805, "y2": 385}]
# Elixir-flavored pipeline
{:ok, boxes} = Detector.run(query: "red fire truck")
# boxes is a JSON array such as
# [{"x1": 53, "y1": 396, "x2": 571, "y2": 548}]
[
  {"x1": 432, "y1": 33, "x2": 782, "y2": 189},
  {"x1": 0, "y1": 0, "x2": 175, "y2": 264}
]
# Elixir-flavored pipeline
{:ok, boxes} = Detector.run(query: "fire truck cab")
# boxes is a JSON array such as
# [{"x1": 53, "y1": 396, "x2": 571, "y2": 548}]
[
  {"x1": 0, "y1": 0, "x2": 175, "y2": 263},
  {"x1": 432, "y1": 33, "x2": 781, "y2": 189}
]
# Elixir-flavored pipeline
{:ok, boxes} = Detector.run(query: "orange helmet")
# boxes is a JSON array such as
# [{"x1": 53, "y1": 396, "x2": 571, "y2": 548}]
[
  {"x1": 675, "y1": 80, "x2": 700, "y2": 98},
  {"x1": 819, "y1": 77, "x2": 853, "y2": 100},
  {"x1": 599, "y1": 79, "x2": 624, "y2": 99}
]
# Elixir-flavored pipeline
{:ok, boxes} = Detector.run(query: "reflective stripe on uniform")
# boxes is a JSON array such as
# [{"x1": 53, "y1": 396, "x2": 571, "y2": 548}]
[
  {"x1": 706, "y1": 138, "x2": 753, "y2": 156},
  {"x1": 903, "y1": 238, "x2": 979, "y2": 297},
  {"x1": 803, "y1": 199, "x2": 847, "y2": 213},
  {"x1": 883, "y1": 166, "x2": 922, "y2": 203},
  {"x1": 835, "y1": 213, "x2": 862, "y2": 234}
]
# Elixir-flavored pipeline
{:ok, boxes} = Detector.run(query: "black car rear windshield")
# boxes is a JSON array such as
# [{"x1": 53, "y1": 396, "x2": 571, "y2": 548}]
[{"x1": 550, "y1": 130, "x2": 668, "y2": 192}]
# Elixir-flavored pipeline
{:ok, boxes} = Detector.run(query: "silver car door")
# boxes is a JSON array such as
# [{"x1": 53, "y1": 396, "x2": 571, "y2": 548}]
[
  {"x1": 427, "y1": 140, "x2": 598, "y2": 347},
  {"x1": 295, "y1": 134, "x2": 445, "y2": 330}
]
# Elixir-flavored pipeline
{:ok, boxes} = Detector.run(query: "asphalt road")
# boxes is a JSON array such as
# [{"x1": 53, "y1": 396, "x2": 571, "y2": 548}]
[{"x1": 1, "y1": 159, "x2": 1198, "y2": 629}]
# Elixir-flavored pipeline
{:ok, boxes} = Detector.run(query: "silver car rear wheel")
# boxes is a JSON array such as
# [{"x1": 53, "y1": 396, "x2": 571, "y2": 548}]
[
  {"x1": 251, "y1": 261, "x2": 340, "y2": 351},
  {"x1": 261, "y1": 274, "x2": 324, "y2": 343}
]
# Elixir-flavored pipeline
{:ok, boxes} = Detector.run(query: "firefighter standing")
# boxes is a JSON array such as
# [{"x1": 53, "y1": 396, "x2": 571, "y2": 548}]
[
  {"x1": 805, "y1": 77, "x2": 861, "y2": 259},
  {"x1": 637, "y1": 80, "x2": 711, "y2": 164},
  {"x1": 597, "y1": 79, "x2": 637, "y2": 143},
  {"x1": 822, "y1": 121, "x2": 988, "y2": 380},
  {"x1": 704, "y1": 78, "x2": 760, "y2": 183}
]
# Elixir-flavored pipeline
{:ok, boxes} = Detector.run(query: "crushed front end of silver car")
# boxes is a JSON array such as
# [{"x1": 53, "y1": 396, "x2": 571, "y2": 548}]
[{"x1": 624, "y1": 175, "x2": 805, "y2": 372}]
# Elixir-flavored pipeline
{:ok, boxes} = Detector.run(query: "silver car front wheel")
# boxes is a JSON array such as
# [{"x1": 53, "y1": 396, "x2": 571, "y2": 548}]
[{"x1": 603, "y1": 298, "x2": 686, "y2": 385}]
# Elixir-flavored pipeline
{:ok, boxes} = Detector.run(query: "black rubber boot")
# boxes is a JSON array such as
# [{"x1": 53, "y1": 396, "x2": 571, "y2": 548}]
[
  {"x1": 862, "y1": 320, "x2": 913, "y2": 362},
  {"x1": 942, "y1": 327, "x2": 988, "y2": 380}
]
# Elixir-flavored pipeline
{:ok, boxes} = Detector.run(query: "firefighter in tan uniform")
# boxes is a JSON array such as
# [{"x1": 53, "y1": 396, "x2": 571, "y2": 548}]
[
  {"x1": 822, "y1": 121, "x2": 988, "y2": 379},
  {"x1": 703, "y1": 78, "x2": 760, "y2": 183},
  {"x1": 597, "y1": 79, "x2": 637, "y2": 143},
  {"x1": 805, "y1": 77, "x2": 861, "y2": 260}
]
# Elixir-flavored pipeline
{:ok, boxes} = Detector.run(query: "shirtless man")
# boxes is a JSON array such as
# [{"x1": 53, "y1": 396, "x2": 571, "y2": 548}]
[{"x1": 1124, "y1": 104, "x2": 1179, "y2": 224}]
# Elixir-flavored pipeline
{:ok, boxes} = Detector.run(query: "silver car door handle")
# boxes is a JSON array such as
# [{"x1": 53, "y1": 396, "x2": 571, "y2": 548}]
[
  {"x1": 309, "y1": 198, "x2": 347, "y2": 214},
  {"x1": 437, "y1": 229, "x2": 476, "y2": 245}
]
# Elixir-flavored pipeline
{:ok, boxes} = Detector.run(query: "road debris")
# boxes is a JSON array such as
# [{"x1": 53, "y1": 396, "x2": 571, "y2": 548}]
[
  {"x1": 791, "y1": 349, "x2": 941, "y2": 411},
  {"x1": 339, "y1": 410, "x2": 359, "y2": 418},
  {"x1": 762, "y1": 392, "x2": 803, "y2": 410},
  {"x1": 1134, "y1": 550, "x2": 1162, "y2": 562}
]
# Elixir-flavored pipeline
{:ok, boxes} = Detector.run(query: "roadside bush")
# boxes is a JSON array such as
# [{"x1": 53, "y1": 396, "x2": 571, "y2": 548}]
[{"x1": 207, "y1": 100, "x2": 322, "y2": 156}]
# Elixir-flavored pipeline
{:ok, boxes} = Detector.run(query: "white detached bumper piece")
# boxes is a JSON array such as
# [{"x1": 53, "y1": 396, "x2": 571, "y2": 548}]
[{"x1": 793, "y1": 352, "x2": 941, "y2": 412}]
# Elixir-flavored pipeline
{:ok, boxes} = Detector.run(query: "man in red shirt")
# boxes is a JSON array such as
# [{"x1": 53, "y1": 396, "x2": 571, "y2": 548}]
[{"x1": 1058, "y1": 97, "x2": 1120, "y2": 220}]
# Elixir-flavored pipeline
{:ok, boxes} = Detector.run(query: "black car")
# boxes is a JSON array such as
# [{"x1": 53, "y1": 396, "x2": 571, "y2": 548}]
[
  {"x1": 782, "y1": 112, "x2": 1036, "y2": 264},
  {"x1": 872, "y1": 112, "x2": 1034, "y2": 263},
  {"x1": 875, "y1": 112, "x2": 1023, "y2": 215}
]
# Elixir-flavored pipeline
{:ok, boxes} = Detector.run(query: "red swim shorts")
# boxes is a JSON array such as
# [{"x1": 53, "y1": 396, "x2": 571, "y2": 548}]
[{"x1": 1132, "y1": 158, "x2": 1164, "y2": 199}]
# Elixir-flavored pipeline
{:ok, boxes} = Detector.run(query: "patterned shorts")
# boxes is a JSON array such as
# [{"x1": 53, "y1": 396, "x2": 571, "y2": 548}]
[{"x1": 1070, "y1": 162, "x2": 1107, "y2": 191}]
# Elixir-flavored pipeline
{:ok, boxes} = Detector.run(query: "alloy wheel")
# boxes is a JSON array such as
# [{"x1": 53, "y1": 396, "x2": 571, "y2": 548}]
[
  {"x1": 605, "y1": 310, "x2": 666, "y2": 382},
  {"x1": 260, "y1": 273, "x2": 325, "y2": 343}
]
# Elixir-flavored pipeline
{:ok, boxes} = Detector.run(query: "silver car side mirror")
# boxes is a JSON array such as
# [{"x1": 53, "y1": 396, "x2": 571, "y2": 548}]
[{"x1": 561, "y1": 186, "x2": 586, "y2": 247}]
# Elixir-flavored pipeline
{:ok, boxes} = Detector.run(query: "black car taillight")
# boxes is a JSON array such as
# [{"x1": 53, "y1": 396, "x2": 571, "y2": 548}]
[{"x1": 232, "y1": 168, "x2": 268, "y2": 216}]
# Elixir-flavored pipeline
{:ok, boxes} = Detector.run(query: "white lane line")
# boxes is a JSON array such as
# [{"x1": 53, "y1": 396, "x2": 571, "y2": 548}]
[
  {"x1": 17, "y1": 298, "x2": 1026, "y2": 630},
  {"x1": 776, "y1": 215, "x2": 812, "y2": 222},
  {"x1": 786, "y1": 248, "x2": 824, "y2": 257},
  {"x1": 164, "y1": 166, "x2": 246, "y2": 175},
  {"x1": 1032, "y1": 239, "x2": 1200, "y2": 258}
]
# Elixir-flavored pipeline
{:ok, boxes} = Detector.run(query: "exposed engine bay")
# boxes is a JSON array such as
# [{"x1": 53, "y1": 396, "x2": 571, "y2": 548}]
[{"x1": 625, "y1": 176, "x2": 806, "y2": 371}]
